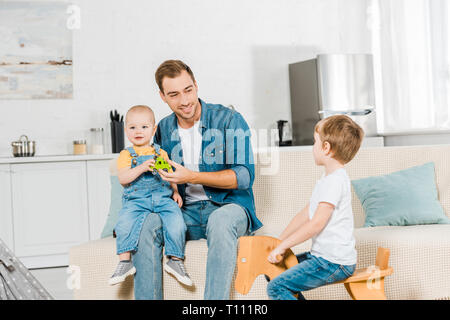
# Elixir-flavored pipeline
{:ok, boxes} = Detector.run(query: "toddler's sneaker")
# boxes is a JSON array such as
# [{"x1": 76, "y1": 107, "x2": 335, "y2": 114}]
[
  {"x1": 164, "y1": 258, "x2": 193, "y2": 286},
  {"x1": 108, "y1": 260, "x2": 136, "y2": 286}
]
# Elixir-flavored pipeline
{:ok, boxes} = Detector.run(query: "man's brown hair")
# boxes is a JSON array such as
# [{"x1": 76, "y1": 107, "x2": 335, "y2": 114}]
[
  {"x1": 155, "y1": 60, "x2": 196, "y2": 93},
  {"x1": 314, "y1": 115, "x2": 364, "y2": 164}
]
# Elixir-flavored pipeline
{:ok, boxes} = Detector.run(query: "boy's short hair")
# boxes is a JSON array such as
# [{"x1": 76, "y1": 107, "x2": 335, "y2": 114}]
[
  {"x1": 315, "y1": 115, "x2": 364, "y2": 164},
  {"x1": 155, "y1": 60, "x2": 196, "y2": 93},
  {"x1": 126, "y1": 105, "x2": 155, "y2": 125}
]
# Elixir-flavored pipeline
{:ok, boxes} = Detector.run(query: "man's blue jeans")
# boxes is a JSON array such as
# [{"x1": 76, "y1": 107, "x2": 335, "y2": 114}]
[
  {"x1": 267, "y1": 252, "x2": 356, "y2": 300},
  {"x1": 132, "y1": 200, "x2": 249, "y2": 300}
]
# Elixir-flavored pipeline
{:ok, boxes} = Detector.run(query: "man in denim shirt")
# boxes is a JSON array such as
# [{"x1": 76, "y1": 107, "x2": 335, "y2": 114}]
[{"x1": 132, "y1": 60, "x2": 263, "y2": 299}]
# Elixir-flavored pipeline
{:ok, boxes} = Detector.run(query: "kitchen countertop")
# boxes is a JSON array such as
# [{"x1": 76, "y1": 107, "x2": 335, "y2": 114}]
[
  {"x1": 0, "y1": 149, "x2": 311, "y2": 164},
  {"x1": 0, "y1": 153, "x2": 117, "y2": 164}
]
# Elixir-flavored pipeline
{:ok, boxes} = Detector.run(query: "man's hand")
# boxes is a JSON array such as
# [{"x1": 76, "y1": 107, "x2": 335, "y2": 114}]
[
  {"x1": 158, "y1": 159, "x2": 195, "y2": 184},
  {"x1": 159, "y1": 159, "x2": 239, "y2": 189},
  {"x1": 172, "y1": 191, "x2": 183, "y2": 208},
  {"x1": 267, "y1": 245, "x2": 287, "y2": 264}
]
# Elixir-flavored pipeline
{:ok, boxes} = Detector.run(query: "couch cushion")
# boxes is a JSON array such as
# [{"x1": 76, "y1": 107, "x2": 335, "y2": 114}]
[{"x1": 352, "y1": 162, "x2": 450, "y2": 227}]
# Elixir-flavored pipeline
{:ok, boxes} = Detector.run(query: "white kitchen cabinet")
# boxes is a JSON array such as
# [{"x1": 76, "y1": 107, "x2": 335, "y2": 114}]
[
  {"x1": 0, "y1": 164, "x2": 14, "y2": 250},
  {"x1": 86, "y1": 160, "x2": 112, "y2": 240},
  {"x1": 0, "y1": 154, "x2": 116, "y2": 269},
  {"x1": 11, "y1": 161, "x2": 90, "y2": 261}
]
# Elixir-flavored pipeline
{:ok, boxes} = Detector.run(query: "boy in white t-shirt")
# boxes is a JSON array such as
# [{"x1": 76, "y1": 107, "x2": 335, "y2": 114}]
[{"x1": 267, "y1": 115, "x2": 364, "y2": 300}]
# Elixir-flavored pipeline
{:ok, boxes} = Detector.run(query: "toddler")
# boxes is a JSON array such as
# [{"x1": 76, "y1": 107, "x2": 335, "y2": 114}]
[
  {"x1": 267, "y1": 115, "x2": 364, "y2": 300},
  {"x1": 108, "y1": 105, "x2": 192, "y2": 287}
]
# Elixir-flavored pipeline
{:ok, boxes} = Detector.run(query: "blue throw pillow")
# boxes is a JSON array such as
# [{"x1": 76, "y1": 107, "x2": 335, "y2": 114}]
[
  {"x1": 351, "y1": 162, "x2": 450, "y2": 227},
  {"x1": 101, "y1": 176, "x2": 123, "y2": 238}
]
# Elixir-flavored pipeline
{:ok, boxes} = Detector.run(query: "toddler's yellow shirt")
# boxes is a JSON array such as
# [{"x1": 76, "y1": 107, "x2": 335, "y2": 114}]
[{"x1": 117, "y1": 145, "x2": 171, "y2": 170}]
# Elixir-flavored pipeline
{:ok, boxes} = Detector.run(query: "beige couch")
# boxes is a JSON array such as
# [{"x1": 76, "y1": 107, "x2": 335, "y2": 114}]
[{"x1": 69, "y1": 145, "x2": 450, "y2": 300}]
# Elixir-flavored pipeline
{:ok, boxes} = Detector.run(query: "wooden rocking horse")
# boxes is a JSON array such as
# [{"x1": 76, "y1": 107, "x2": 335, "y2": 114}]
[{"x1": 235, "y1": 236, "x2": 394, "y2": 300}]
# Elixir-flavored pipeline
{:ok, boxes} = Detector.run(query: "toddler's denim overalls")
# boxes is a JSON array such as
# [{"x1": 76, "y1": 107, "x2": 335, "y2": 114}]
[{"x1": 114, "y1": 144, "x2": 187, "y2": 259}]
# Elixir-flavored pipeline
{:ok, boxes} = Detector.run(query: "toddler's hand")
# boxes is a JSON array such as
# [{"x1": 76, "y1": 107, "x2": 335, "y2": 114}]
[
  {"x1": 172, "y1": 192, "x2": 183, "y2": 208},
  {"x1": 141, "y1": 159, "x2": 156, "y2": 172},
  {"x1": 268, "y1": 246, "x2": 286, "y2": 264}
]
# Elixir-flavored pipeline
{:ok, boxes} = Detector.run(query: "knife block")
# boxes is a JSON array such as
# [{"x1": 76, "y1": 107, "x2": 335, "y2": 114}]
[{"x1": 110, "y1": 121, "x2": 124, "y2": 153}]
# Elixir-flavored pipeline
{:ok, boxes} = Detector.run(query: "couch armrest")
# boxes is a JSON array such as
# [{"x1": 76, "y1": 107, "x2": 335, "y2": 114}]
[{"x1": 69, "y1": 237, "x2": 134, "y2": 300}]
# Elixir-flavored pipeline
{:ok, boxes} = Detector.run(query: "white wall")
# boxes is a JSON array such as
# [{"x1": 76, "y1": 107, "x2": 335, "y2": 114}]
[{"x1": 0, "y1": 0, "x2": 371, "y2": 156}]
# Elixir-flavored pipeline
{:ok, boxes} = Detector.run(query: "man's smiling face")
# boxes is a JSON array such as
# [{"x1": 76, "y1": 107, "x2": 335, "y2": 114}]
[{"x1": 159, "y1": 70, "x2": 201, "y2": 123}]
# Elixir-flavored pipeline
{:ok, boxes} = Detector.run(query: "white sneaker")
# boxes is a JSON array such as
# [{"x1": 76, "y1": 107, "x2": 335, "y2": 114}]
[
  {"x1": 164, "y1": 258, "x2": 193, "y2": 286},
  {"x1": 108, "y1": 261, "x2": 136, "y2": 286}
]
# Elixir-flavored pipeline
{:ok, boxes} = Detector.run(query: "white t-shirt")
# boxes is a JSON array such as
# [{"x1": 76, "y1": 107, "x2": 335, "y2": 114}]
[
  {"x1": 177, "y1": 121, "x2": 209, "y2": 204},
  {"x1": 308, "y1": 168, "x2": 357, "y2": 265}
]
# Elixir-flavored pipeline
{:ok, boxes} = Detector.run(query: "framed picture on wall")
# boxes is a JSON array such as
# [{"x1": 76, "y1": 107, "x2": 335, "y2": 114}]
[{"x1": 0, "y1": 1, "x2": 73, "y2": 99}]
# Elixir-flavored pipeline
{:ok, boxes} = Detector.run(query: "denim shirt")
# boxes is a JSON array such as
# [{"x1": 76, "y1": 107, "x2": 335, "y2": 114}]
[{"x1": 154, "y1": 99, "x2": 263, "y2": 233}]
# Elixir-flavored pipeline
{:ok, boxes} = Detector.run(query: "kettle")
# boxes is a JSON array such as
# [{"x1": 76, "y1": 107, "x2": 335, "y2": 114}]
[
  {"x1": 276, "y1": 120, "x2": 292, "y2": 146},
  {"x1": 11, "y1": 135, "x2": 36, "y2": 157}
]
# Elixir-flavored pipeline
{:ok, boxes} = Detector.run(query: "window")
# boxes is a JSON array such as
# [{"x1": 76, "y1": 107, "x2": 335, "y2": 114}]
[{"x1": 369, "y1": 0, "x2": 450, "y2": 133}]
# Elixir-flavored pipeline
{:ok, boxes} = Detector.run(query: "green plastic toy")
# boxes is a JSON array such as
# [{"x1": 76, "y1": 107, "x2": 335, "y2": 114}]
[{"x1": 150, "y1": 154, "x2": 172, "y2": 175}]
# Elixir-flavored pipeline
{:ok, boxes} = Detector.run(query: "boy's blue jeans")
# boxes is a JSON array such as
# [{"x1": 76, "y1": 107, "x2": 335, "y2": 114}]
[
  {"x1": 132, "y1": 200, "x2": 249, "y2": 300},
  {"x1": 267, "y1": 252, "x2": 356, "y2": 300}
]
